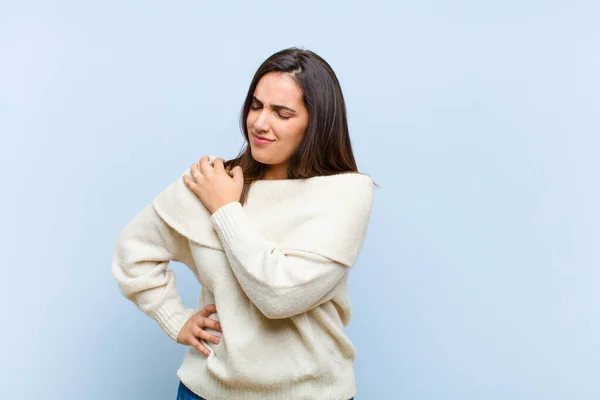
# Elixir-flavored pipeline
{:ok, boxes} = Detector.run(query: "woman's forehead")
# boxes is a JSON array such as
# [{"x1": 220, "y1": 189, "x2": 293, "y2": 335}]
[{"x1": 254, "y1": 72, "x2": 303, "y2": 105}]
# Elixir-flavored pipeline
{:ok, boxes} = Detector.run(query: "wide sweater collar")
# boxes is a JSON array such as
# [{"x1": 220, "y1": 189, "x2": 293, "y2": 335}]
[{"x1": 152, "y1": 163, "x2": 374, "y2": 267}]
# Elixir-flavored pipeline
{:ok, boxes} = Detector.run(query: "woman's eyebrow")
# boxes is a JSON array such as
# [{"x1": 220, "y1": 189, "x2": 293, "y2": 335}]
[{"x1": 252, "y1": 96, "x2": 296, "y2": 113}]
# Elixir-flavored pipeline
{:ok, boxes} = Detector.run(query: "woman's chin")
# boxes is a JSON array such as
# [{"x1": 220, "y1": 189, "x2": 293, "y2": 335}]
[{"x1": 250, "y1": 148, "x2": 271, "y2": 164}]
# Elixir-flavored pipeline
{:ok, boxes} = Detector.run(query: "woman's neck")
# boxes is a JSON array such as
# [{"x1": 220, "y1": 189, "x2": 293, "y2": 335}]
[{"x1": 261, "y1": 164, "x2": 288, "y2": 181}]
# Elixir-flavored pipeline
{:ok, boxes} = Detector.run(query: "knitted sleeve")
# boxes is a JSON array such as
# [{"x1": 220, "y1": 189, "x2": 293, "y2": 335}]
[
  {"x1": 209, "y1": 181, "x2": 373, "y2": 320},
  {"x1": 111, "y1": 203, "x2": 197, "y2": 341}
]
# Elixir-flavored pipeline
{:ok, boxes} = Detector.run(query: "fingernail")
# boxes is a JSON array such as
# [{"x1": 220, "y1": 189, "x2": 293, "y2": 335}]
[{"x1": 215, "y1": 337, "x2": 220, "y2": 344}]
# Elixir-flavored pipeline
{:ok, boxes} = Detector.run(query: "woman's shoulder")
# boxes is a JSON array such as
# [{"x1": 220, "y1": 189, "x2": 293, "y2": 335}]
[
  {"x1": 308, "y1": 172, "x2": 374, "y2": 192},
  {"x1": 298, "y1": 172, "x2": 374, "y2": 212}
]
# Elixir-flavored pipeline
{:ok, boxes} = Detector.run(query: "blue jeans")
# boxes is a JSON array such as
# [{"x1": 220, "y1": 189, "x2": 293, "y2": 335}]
[
  {"x1": 177, "y1": 381, "x2": 207, "y2": 400},
  {"x1": 177, "y1": 381, "x2": 354, "y2": 399}
]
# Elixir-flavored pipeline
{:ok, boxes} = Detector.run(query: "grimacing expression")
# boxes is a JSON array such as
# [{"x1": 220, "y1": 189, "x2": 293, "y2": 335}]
[{"x1": 247, "y1": 72, "x2": 309, "y2": 170}]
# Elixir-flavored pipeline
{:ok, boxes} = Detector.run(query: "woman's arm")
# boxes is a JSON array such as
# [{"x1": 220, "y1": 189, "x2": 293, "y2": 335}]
[
  {"x1": 111, "y1": 203, "x2": 196, "y2": 341},
  {"x1": 210, "y1": 201, "x2": 355, "y2": 320},
  {"x1": 177, "y1": 156, "x2": 373, "y2": 320}
]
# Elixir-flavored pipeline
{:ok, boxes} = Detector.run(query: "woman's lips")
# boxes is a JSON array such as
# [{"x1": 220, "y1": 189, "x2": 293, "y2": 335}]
[{"x1": 252, "y1": 133, "x2": 274, "y2": 146}]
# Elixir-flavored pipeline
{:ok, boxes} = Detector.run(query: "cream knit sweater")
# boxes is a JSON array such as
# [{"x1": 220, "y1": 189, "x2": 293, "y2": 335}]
[{"x1": 111, "y1": 163, "x2": 374, "y2": 400}]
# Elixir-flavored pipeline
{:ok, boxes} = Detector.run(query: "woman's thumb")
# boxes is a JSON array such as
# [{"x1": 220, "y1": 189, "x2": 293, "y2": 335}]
[{"x1": 231, "y1": 166, "x2": 244, "y2": 182}]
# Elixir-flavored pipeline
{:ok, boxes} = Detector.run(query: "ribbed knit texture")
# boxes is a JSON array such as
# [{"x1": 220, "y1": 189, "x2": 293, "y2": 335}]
[{"x1": 111, "y1": 163, "x2": 374, "y2": 400}]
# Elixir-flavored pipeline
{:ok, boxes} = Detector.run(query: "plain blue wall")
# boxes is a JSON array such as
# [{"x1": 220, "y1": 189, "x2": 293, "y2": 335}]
[{"x1": 1, "y1": 1, "x2": 598, "y2": 399}]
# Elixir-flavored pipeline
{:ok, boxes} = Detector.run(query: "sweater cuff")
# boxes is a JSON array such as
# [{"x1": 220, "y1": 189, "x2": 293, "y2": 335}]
[
  {"x1": 210, "y1": 201, "x2": 250, "y2": 245},
  {"x1": 149, "y1": 301, "x2": 196, "y2": 342}
]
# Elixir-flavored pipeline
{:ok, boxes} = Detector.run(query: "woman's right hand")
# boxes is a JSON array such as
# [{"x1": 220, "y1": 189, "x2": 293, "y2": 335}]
[{"x1": 176, "y1": 304, "x2": 222, "y2": 356}]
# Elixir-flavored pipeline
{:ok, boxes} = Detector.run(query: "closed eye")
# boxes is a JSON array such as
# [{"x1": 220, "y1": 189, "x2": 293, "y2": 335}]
[{"x1": 250, "y1": 103, "x2": 290, "y2": 120}]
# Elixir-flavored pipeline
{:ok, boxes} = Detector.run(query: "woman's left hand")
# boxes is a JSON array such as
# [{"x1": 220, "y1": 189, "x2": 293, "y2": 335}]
[{"x1": 183, "y1": 156, "x2": 244, "y2": 214}]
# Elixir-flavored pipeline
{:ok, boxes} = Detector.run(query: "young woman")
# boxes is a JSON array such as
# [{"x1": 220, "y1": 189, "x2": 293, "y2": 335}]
[{"x1": 112, "y1": 48, "x2": 374, "y2": 400}]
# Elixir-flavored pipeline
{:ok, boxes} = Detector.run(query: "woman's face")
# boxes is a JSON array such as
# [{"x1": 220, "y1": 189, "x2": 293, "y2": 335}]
[{"x1": 246, "y1": 71, "x2": 309, "y2": 179}]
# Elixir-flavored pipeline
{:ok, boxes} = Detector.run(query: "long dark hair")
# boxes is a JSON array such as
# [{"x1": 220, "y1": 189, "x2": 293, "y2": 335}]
[{"x1": 223, "y1": 47, "x2": 373, "y2": 204}]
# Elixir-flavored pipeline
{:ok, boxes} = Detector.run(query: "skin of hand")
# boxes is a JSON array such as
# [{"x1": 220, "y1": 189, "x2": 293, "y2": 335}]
[
  {"x1": 182, "y1": 155, "x2": 244, "y2": 214},
  {"x1": 177, "y1": 304, "x2": 223, "y2": 356}
]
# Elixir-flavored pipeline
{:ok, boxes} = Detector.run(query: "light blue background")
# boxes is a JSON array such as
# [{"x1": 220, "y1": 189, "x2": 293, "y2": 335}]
[{"x1": 1, "y1": 1, "x2": 598, "y2": 399}]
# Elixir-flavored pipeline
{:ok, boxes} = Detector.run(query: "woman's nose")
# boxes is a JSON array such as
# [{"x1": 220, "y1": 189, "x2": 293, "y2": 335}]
[{"x1": 253, "y1": 109, "x2": 270, "y2": 133}]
